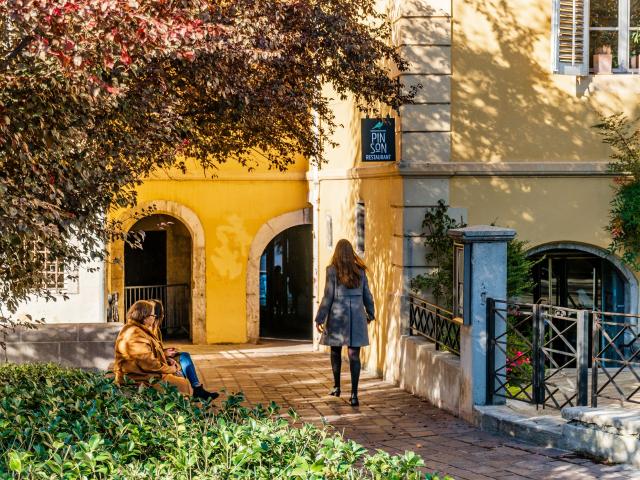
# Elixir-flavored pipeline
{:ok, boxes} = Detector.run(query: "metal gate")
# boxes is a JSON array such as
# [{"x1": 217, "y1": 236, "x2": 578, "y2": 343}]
[
  {"x1": 124, "y1": 284, "x2": 190, "y2": 338},
  {"x1": 488, "y1": 298, "x2": 640, "y2": 408},
  {"x1": 487, "y1": 299, "x2": 589, "y2": 409}
]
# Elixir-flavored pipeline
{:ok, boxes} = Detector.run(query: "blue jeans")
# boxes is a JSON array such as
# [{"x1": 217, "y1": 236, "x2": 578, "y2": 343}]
[{"x1": 178, "y1": 352, "x2": 201, "y2": 387}]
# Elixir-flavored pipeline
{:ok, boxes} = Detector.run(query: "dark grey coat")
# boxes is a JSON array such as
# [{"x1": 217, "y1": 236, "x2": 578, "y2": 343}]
[{"x1": 315, "y1": 266, "x2": 375, "y2": 347}]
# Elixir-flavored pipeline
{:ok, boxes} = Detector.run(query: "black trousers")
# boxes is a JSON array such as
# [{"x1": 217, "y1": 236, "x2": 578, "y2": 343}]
[{"x1": 330, "y1": 346, "x2": 361, "y2": 395}]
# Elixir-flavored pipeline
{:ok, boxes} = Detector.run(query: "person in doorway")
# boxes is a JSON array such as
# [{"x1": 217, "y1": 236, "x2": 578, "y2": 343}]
[
  {"x1": 271, "y1": 265, "x2": 286, "y2": 318},
  {"x1": 315, "y1": 239, "x2": 375, "y2": 407},
  {"x1": 148, "y1": 299, "x2": 219, "y2": 401}
]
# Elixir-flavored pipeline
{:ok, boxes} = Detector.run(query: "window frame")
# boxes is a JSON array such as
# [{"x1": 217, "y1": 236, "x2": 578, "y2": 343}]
[
  {"x1": 35, "y1": 246, "x2": 79, "y2": 294},
  {"x1": 589, "y1": 0, "x2": 638, "y2": 73},
  {"x1": 355, "y1": 202, "x2": 365, "y2": 255}
]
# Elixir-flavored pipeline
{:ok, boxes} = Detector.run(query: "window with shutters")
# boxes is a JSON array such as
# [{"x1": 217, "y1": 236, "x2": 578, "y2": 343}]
[{"x1": 554, "y1": 0, "x2": 640, "y2": 74}]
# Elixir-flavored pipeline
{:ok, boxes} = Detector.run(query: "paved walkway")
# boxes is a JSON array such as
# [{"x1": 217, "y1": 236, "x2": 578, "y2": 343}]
[{"x1": 175, "y1": 340, "x2": 640, "y2": 480}]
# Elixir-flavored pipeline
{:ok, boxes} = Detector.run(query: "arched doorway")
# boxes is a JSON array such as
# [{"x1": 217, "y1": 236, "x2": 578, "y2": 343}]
[
  {"x1": 527, "y1": 243, "x2": 637, "y2": 314},
  {"x1": 527, "y1": 243, "x2": 638, "y2": 364},
  {"x1": 125, "y1": 214, "x2": 192, "y2": 340},
  {"x1": 259, "y1": 225, "x2": 313, "y2": 340},
  {"x1": 245, "y1": 207, "x2": 313, "y2": 342}
]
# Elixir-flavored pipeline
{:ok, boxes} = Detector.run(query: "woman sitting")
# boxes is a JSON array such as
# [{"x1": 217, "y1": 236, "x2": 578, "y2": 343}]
[
  {"x1": 149, "y1": 299, "x2": 218, "y2": 400},
  {"x1": 114, "y1": 299, "x2": 217, "y2": 400}
]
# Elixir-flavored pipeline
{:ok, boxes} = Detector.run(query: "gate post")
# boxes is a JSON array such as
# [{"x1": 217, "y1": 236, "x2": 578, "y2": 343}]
[
  {"x1": 576, "y1": 309, "x2": 590, "y2": 406},
  {"x1": 449, "y1": 226, "x2": 516, "y2": 420},
  {"x1": 532, "y1": 304, "x2": 546, "y2": 406},
  {"x1": 486, "y1": 298, "x2": 496, "y2": 405}
]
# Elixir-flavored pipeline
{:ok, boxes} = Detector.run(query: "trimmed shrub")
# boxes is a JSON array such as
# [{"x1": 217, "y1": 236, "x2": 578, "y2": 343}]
[{"x1": 0, "y1": 363, "x2": 453, "y2": 479}]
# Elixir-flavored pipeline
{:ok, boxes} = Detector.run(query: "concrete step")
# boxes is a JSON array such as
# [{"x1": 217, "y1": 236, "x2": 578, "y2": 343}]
[{"x1": 474, "y1": 404, "x2": 568, "y2": 450}]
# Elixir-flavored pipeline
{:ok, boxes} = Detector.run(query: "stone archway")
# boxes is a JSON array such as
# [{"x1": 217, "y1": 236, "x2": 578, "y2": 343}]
[
  {"x1": 527, "y1": 241, "x2": 639, "y2": 314},
  {"x1": 112, "y1": 200, "x2": 207, "y2": 344},
  {"x1": 246, "y1": 207, "x2": 312, "y2": 342}
]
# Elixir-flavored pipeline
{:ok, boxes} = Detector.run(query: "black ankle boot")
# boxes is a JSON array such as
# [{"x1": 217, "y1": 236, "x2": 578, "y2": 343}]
[
  {"x1": 193, "y1": 385, "x2": 219, "y2": 401},
  {"x1": 329, "y1": 387, "x2": 341, "y2": 397},
  {"x1": 350, "y1": 393, "x2": 359, "y2": 407}
]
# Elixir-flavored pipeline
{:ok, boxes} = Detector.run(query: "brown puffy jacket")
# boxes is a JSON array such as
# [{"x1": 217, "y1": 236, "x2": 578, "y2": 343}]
[{"x1": 113, "y1": 321, "x2": 192, "y2": 396}]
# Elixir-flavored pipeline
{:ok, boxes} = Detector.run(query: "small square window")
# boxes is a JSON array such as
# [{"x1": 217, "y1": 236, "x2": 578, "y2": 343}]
[
  {"x1": 356, "y1": 202, "x2": 365, "y2": 254},
  {"x1": 34, "y1": 246, "x2": 78, "y2": 293},
  {"x1": 326, "y1": 214, "x2": 333, "y2": 249}
]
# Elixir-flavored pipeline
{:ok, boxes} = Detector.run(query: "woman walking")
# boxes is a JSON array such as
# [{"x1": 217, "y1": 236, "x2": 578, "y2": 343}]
[{"x1": 315, "y1": 239, "x2": 375, "y2": 407}]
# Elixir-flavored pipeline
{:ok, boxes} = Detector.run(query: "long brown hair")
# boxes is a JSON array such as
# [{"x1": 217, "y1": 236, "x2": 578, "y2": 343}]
[{"x1": 331, "y1": 239, "x2": 367, "y2": 288}]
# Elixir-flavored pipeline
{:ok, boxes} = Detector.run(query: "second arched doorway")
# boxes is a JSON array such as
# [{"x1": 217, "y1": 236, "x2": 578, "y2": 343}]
[
  {"x1": 259, "y1": 225, "x2": 313, "y2": 340},
  {"x1": 125, "y1": 214, "x2": 192, "y2": 340}
]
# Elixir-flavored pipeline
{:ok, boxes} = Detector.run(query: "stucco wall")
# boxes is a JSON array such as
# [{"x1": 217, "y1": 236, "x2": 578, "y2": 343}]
[
  {"x1": 451, "y1": 0, "x2": 640, "y2": 163},
  {"x1": 450, "y1": 176, "x2": 613, "y2": 249},
  {"x1": 16, "y1": 260, "x2": 106, "y2": 324},
  {"x1": 316, "y1": 173, "x2": 404, "y2": 376},
  {"x1": 110, "y1": 160, "x2": 309, "y2": 344}
]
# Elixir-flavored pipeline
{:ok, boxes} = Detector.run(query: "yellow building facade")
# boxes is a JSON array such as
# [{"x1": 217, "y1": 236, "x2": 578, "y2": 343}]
[{"x1": 109, "y1": 0, "x2": 640, "y2": 383}]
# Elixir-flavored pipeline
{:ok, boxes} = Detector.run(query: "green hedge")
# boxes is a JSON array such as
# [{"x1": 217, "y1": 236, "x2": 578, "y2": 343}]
[{"x1": 0, "y1": 363, "x2": 452, "y2": 479}]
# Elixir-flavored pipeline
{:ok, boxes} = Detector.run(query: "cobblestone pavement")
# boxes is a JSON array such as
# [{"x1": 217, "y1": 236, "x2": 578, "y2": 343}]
[{"x1": 177, "y1": 341, "x2": 640, "y2": 480}]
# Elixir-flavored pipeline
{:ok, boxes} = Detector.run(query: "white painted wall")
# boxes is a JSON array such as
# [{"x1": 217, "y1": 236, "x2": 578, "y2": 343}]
[{"x1": 16, "y1": 259, "x2": 106, "y2": 324}]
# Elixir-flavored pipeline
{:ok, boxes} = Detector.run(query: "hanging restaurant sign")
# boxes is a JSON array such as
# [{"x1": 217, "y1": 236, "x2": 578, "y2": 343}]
[{"x1": 361, "y1": 118, "x2": 395, "y2": 162}]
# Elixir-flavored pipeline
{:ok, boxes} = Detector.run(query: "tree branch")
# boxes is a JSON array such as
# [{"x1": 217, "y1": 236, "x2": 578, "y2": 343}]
[{"x1": 1, "y1": 35, "x2": 35, "y2": 72}]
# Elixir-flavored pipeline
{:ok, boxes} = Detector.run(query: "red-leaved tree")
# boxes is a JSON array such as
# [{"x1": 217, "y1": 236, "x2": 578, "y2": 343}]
[{"x1": 0, "y1": 0, "x2": 414, "y2": 332}]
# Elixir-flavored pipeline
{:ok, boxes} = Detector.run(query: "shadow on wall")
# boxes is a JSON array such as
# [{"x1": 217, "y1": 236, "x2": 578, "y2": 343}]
[
  {"x1": 453, "y1": 0, "x2": 640, "y2": 164},
  {"x1": 2, "y1": 323, "x2": 122, "y2": 370}
]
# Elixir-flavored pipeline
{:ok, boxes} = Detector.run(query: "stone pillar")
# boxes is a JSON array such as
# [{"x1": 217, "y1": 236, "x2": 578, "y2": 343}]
[{"x1": 448, "y1": 225, "x2": 515, "y2": 422}]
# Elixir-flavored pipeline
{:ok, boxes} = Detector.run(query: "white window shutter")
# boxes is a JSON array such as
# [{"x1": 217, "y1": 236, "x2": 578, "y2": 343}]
[{"x1": 552, "y1": 0, "x2": 590, "y2": 75}]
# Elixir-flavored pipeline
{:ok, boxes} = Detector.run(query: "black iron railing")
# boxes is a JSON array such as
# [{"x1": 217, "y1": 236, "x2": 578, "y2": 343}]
[
  {"x1": 592, "y1": 311, "x2": 640, "y2": 407},
  {"x1": 487, "y1": 299, "x2": 590, "y2": 409},
  {"x1": 487, "y1": 299, "x2": 540, "y2": 405},
  {"x1": 486, "y1": 298, "x2": 640, "y2": 409},
  {"x1": 409, "y1": 295, "x2": 462, "y2": 356},
  {"x1": 124, "y1": 284, "x2": 190, "y2": 337}
]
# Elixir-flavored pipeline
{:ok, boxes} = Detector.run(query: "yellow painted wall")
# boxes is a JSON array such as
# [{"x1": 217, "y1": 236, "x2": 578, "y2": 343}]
[
  {"x1": 317, "y1": 175, "x2": 403, "y2": 376},
  {"x1": 111, "y1": 159, "x2": 309, "y2": 343},
  {"x1": 317, "y1": 86, "x2": 405, "y2": 376},
  {"x1": 452, "y1": 0, "x2": 640, "y2": 163},
  {"x1": 450, "y1": 176, "x2": 613, "y2": 249}
]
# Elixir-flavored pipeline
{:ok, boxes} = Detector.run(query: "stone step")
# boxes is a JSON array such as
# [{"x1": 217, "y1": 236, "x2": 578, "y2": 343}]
[{"x1": 474, "y1": 404, "x2": 567, "y2": 450}]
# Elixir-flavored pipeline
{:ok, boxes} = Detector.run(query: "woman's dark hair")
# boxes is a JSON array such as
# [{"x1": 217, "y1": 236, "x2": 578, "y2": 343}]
[
  {"x1": 151, "y1": 299, "x2": 164, "y2": 320},
  {"x1": 331, "y1": 239, "x2": 367, "y2": 289}
]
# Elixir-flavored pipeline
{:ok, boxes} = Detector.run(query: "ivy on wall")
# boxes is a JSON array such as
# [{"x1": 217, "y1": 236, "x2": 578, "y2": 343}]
[
  {"x1": 410, "y1": 200, "x2": 536, "y2": 307},
  {"x1": 595, "y1": 113, "x2": 640, "y2": 270}
]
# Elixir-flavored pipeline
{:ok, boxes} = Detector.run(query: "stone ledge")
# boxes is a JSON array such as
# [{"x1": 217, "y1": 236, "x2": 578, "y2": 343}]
[
  {"x1": 3, "y1": 323, "x2": 122, "y2": 370},
  {"x1": 474, "y1": 405, "x2": 567, "y2": 450},
  {"x1": 476, "y1": 404, "x2": 640, "y2": 467},
  {"x1": 399, "y1": 335, "x2": 461, "y2": 416},
  {"x1": 562, "y1": 406, "x2": 640, "y2": 436}
]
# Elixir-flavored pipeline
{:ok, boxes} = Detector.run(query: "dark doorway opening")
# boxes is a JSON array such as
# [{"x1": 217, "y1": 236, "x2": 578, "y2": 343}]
[
  {"x1": 125, "y1": 231, "x2": 167, "y2": 286},
  {"x1": 259, "y1": 225, "x2": 313, "y2": 340},
  {"x1": 124, "y1": 215, "x2": 192, "y2": 340}
]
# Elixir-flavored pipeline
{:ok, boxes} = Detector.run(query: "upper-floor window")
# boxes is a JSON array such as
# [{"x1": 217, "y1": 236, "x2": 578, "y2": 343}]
[
  {"x1": 590, "y1": 0, "x2": 640, "y2": 71},
  {"x1": 553, "y1": 0, "x2": 640, "y2": 74}
]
